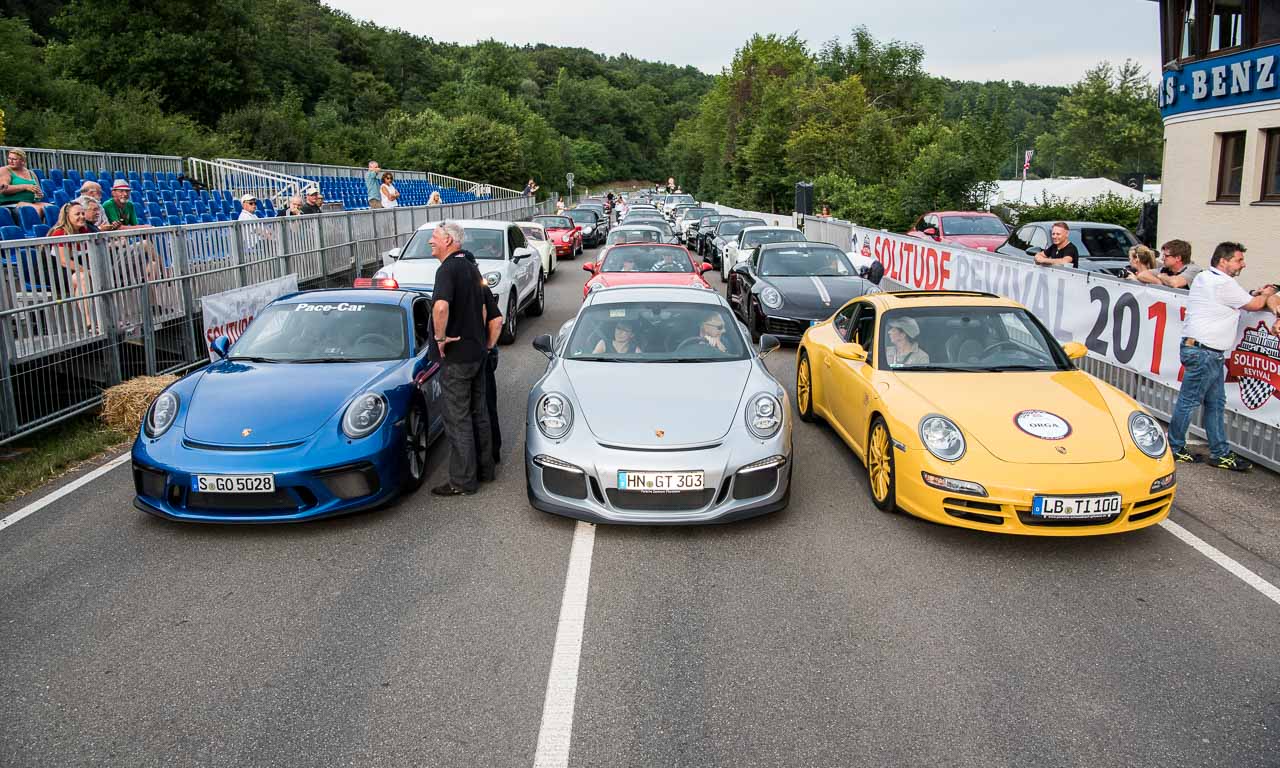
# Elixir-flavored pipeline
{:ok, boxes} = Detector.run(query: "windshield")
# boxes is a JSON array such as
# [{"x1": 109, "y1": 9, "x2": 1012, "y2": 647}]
[
  {"x1": 669, "y1": 195, "x2": 695, "y2": 206},
  {"x1": 877, "y1": 306, "x2": 1070, "y2": 372},
  {"x1": 759, "y1": 246, "x2": 853, "y2": 277},
  {"x1": 681, "y1": 208, "x2": 713, "y2": 221},
  {"x1": 230, "y1": 302, "x2": 407, "y2": 362},
  {"x1": 601, "y1": 246, "x2": 694, "y2": 273},
  {"x1": 742, "y1": 229, "x2": 804, "y2": 248},
  {"x1": 518, "y1": 225, "x2": 546, "y2": 242},
  {"x1": 400, "y1": 227, "x2": 506, "y2": 260},
  {"x1": 699, "y1": 216, "x2": 723, "y2": 228},
  {"x1": 567, "y1": 301, "x2": 747, "y2": 362},
  {"x1": 567, "y1": 210, "x2": 599, "y2": 224},
  {"x1": 1074, "y1": 227, "x2": 1137, "y2": 259},
  {"x1": 718, "y1": 219, "x2": 764, "y2": 237},
  {"x1": 606, "y1": 228, "x2": 662, "y2": 245},
  {"x1": 533, "y1": 216, "x2": 572, "y2": 229},
  {"x1": 941, "y1": 216, "x2": 1008, "y2": 236}
]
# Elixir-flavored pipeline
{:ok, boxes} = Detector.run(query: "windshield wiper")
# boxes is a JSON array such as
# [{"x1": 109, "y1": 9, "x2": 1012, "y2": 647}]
[
  {"x1": 290, "y1": 357, "x2": 378, "y2": 363},
  {"x1": 227, "y1": 355, "x2": 280, "y2": 363},
  {"x1": 569, "y1": 356, "x2": 629, "y2": 362},
  {"x1": 895, "y1": 365, "x2": 972, "y2": 372},
  {"x1": 976, "y1": 364, "x2": 1057, "y2": 372}
]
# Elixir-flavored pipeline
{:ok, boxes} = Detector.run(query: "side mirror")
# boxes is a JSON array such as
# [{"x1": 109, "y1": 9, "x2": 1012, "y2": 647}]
[
  {"x1": 1062, "y1": 341, "x2": 1088, "y2": 361},
  {"x1": 699, "y1": 262, "x2": 714, "y2": 273},
  {"x1": 210, "y1": 335, "x2": 231, "y2": 359},
  {"x1": 833, "y1": 342, "x2": 868, "y2": 362},
  {"x1": 865, "y1": 261, "x2": 885, "y2": 285},
  {"x1": 575, "y1": 225, "x2": 583, "y2": 232},
  {"x1": 532, "y1": 333, "x2": 555, "y2": 359},
  {"x1": 382, "y1": 247, "x2": 401, "y2": 266},
  {"x1": 513, "y1": 247, "x2": 532, "y2": 262},
  {"x1": 582, "y1": 262, "x2": 596, "y2": 273},
  {"x1": 922, "y1": 227, "x2": 939, "y2": 239},
  {"x1": 758, "y1": 334, "x2": 781, "y2": 357}
]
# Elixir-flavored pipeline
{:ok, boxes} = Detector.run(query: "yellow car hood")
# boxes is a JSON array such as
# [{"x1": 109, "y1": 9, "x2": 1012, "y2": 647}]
[{"x1": 897, "y1": 371, "x2": 1125, "y2": 464}]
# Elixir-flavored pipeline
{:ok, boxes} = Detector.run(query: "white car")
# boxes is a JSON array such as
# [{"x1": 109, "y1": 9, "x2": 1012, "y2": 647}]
[
  {"x1": 517, "y1": 221, "x2": 557, "y2": 278},
  {"x1": 376, "y1": 219, "x2": 544, "y2": 344},
  {"x1": 720, "y1": 226, "x2": 806, "y2": 280}
]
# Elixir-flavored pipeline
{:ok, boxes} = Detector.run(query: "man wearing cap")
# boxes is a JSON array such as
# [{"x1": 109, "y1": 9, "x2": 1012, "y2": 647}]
[
  {"x1": 237, "y1": 194, "x2": 259, "y2": 222},
  {"x1": 237, "y1": 194, "x2": 273, "y2": 254},
  {"x1": 102, "y1": 180, "x2": 139, "y2": 230},
  {"x1": 301, "y1": 187, "x2": 323, "y2": 215}
]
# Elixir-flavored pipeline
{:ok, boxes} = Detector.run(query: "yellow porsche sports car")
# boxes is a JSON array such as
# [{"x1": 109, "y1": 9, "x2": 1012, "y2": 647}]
[{"x1": 795, "y1": 291, "x2": 1176, "y2": 536}]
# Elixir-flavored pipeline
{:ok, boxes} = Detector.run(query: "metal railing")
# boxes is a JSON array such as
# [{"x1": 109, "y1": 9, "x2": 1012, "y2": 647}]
[
  {"x1": 223, "y1": 159, "x2": 525, "y2": 200},
  {"x1": 0, "y1": 196, "x2": 553, "y2": 443},
  {"x1": 187, "y1": 158, "x2": 309, "y2": 207},
  {"x1": 2, "y1": 146, "x2": 185, "y2": 177}
]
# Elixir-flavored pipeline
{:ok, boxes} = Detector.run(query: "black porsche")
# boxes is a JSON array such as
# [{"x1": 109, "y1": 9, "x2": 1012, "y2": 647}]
[{"x1": 726, "y1": 241, "x2": 881, "y2": 342}]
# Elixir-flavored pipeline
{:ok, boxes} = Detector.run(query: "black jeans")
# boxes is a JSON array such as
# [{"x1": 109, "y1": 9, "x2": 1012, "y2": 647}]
[
  {"x1": 441, "y1": 360, "x2": 493, "y2": 491},
  {"x1": 473, "y1": 348, "x2": 501, "y2": 464}
]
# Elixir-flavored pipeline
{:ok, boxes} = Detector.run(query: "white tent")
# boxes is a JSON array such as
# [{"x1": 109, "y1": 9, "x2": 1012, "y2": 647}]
[{"x1": 988, "y1": 177, "x2": 1155, "y2": 207}]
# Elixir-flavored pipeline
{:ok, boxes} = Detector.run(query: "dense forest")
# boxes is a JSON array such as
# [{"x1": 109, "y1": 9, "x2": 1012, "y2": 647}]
[
  {"x1": 663, "y1": 29, "x2": 1162, "y2": 229},
  {"x1": 1, "y1": 3, "x2": 1162, "y2": 210},
  {"x1": 0, "y1": 0, "x2": 712, "y2": 191}
]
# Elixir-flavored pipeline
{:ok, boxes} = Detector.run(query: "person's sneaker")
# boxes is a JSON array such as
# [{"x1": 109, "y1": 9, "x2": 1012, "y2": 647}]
[
  {"x1": 430, "y1": 483, "x2": 476, "y2": 496},
  {"x1": 1210, "y1": 452, "x2": 1253, "y2": 472},
  {"x1": 1171, "y1": 448, "x2": 1200, "y2": 463}
]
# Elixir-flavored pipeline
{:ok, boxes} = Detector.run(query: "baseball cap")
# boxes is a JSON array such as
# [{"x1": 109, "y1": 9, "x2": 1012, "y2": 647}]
[
  {"x1": 240, "y1": 194, "x2": 257, "y2": 203},
  {"x1": 305, "y1": 186, "x2": 320, "y2": 195},
  {"x1": 111, "y1": 179, "x2": 130, "y2": 191}
]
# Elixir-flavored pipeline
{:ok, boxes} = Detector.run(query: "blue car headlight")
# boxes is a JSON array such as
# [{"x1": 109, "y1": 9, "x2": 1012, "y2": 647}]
[
  {"x1": 343, "y1": 391, "x2": 387, "y2": 439},
  {"x1": 1128, "y1": 411, "x2": 1167, "y2": 458},
  {"x1": 145, "y1": 391, "x2": 179, "y2": 438}
]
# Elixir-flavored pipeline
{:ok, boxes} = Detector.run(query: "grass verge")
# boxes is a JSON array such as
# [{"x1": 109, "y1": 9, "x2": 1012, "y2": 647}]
[{"x1": 0, "y1": 413, "x2": 129, "y2": 505}]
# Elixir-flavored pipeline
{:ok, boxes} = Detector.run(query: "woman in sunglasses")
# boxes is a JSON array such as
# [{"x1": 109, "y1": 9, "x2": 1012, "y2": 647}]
[{"x1": 696, "y1": 311, "x2": 729, "y2": 353}]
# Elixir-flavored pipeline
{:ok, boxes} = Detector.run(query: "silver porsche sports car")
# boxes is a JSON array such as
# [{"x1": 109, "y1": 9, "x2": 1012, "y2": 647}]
[{"x1": 526, "y1": 286, "x2": 793, "y2": 524}]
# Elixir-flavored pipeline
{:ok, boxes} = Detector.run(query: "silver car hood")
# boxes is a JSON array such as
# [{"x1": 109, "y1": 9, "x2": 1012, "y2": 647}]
[{"x1": 564, "y1": 359, "x2": 752, "y2": 447}]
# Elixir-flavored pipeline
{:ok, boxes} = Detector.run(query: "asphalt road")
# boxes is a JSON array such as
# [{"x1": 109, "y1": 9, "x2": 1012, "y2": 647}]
[{"x1": 3, "y1": 246, "x2": 1280, "y2": 767}]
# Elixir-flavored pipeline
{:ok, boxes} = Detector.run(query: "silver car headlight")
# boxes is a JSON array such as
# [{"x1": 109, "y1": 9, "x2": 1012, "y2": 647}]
[
  {"x1": 582, "y1": 225, "x2": 594, "y2": 233},
  {"x1": 484, "y1": 271, "x2": 502, "y2": 288},
  {"x1": 1128, "y1": 411, "x2": 1167, "y2": 458},
  {"x1": 562, "y1": 233, "x2": 572, "y2": 243},
  {"x1": 343, "y1": 391, "x2": 387, "y2": 439},
  {"x1": 537, "y1": 393, "x2": 574, "y2": 439},
  {"x1": 919, "y1": 415, "x2": 965, "y2": 462},
  {"x1": 145, "y1": 391, "x2": 179, "y2": 438},
  {"x1": 760, "y1": 287, "x2": 783, "y2": 309},
  {"x1": 745, "y1": 393, "x2": 783, "y2": 439}
]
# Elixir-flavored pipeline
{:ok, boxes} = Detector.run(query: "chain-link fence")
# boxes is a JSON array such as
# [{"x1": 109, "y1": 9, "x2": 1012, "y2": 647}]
[{"x1": 0, "y1": 197, "x2": 552, "y2": 443}]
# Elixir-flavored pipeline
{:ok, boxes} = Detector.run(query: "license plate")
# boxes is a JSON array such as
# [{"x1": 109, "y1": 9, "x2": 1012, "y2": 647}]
[
  {"x1": 192, "y1": 474, "x2": 276, "y2": 494},
  {"x1": 1031, "y1": 493, "x2": 1121, "y2": 518},
  {"x1": 617, "y1": 470, "x2": 704, "y2": 493}
]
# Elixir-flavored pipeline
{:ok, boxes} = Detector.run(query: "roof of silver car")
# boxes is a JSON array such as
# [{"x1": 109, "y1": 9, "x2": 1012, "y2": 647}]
[{"x1": 584, "y1": 285, "x2": 726, "y2": 307}]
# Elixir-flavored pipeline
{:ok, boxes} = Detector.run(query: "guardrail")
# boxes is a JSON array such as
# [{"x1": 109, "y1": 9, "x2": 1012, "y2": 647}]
[
  {"x1": 0, "y1": 197, "x2": 553, "y2": 443},
  {"x1": 223, "y1": 159, "x2": 525, "y2": 200},
  {"x1": 1, "y1": 146, "x2": 185, "y2": 177}
]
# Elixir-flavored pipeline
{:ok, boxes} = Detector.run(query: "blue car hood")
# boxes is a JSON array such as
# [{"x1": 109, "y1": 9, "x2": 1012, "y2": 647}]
[{"x1": 184, "y1": 361, "x2": 396, "y2": 445}]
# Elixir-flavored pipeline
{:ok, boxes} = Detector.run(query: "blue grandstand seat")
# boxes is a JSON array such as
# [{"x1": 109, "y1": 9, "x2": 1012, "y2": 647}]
[
  {"x1": 17, "y1": 206, "x2": 43, "y2": 235},
  {"x1": 142, "y1": 191, "x2": 159, "y2": 204},
  {"x1": 165, "y1": 215, "x2": 183, "y2": 227},
  {"x1": 66, "y1": 169, "x2": 82, "y2": 185},
  {"x1": 183, "y1": 214, "x2": 199, "y2": 225},
  {"x1": 32, "y1": 225, "x2": 50, "y2": 238},
  {"x1": 180, "y1": 202, "x2": 195, "y2": 217},
  {"x1": 0, "y1": 208, "x2": 14, "y2": 228},
  {"x1": 48, "y1": 169, "x2": 64, "y2": 186},
  {"x1": 0, "y1": 225, "x2": 23, "y2": 241},
  {"x1": 127, "y1": 171, "x2": 141, "y2": 182},
  {"x1": 215, "y1": 213, "x2": 231, "y2": 222},
  {"x1": 195, "y1": 200, "x2": 210, "y2": 215},
  {"x1": 148, "y1": 216, "x2": 165, "y2": 228},
  {"x1": 199, "y1": 214, "x2": 215, "y2": 224},
  {"x1": 142, "y1": 181, "x2": 156, "y2": 192},
  {"x1": 163, "y1": 202, "x2": 180, "y2": 218},
  {"x1": 53, "y1": 190, "x2": 71, "y2": 208},
  {"x1": 160, "y1": 190, "x2": 175, "y2": 203},
  {"x1": 146, "y1": 202, "x2": 163, "y2": 219},
  {"x1": 164, "y1": 172, "x2": 178, "y2": 184},
  {"x1": 142, "y1": 172, "x2": 156, "y2": 185}
]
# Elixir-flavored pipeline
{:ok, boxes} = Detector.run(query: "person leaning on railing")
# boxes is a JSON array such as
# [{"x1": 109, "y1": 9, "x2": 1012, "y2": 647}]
[
  {"x1": 47, "y1": 201, "x2": 98, "y2": 329},
  {"x1": 101, "y1": 180, "x2": 139, "y2": 230},
  {"x1": 1135, "y1": 238, "x2": 1203, "y2": 289}
]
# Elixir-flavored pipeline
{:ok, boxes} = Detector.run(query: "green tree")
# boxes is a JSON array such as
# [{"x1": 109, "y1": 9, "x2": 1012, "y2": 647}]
[
  {"x1": 1034, "y1": 61, "x2": 1163, "y2": 178},
  {"x1": 431, "y1": 114, "x2": 523, "y2": 187}
]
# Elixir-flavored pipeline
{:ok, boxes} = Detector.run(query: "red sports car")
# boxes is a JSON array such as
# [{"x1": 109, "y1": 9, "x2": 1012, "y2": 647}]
[
  {"x1": 533, "y1": 214, "x2": 583, "y2": 259},
  {"x1": 581, "y1": 244, "x2": 713, "y2": 298},
  {"x1": 906, "y1": 211, "x2": 1010, "y2": 252}
]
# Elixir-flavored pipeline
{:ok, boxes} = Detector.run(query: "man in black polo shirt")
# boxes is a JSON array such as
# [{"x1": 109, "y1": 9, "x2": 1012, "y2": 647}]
[
  {"x1": 300, "y1": 187, "x2": 323, "y2": 215},
  {"x1": 1034, "y1": 221, "x2": 1079, "y2": 268},
  {"x1": 429, "y1": 221, "x2": 494, "y2": 495},
  {"x1": 462, "y1": 251, "x2": 505, "y2": 468}
]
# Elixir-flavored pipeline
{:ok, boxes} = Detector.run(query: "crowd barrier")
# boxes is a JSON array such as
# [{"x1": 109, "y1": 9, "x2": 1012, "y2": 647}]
[
  {"x1": 796, "y1": 214, "x2": 1280, "y2": 472},
  {"x1": 0, "y1": 146, "x2": 185, "y2": 178},
  {"x1": 0, "y1": 197, "x2": 553, "y2": 443},
  {"x1": 706, "y1": 203, "x2": 794, "y2": 227}
]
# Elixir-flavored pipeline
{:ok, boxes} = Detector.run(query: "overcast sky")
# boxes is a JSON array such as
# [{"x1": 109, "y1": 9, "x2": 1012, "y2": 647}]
[{"x1": 322, "y1": 0, "x2": 1162, "y2": 86}]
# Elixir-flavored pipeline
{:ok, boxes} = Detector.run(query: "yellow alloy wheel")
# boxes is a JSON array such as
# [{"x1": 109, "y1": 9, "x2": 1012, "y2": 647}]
[
  {"x1": 867, "y1": 416, "x2": 896, "y2": 512},
  {"x1": 796, "y1": 353, "x2": 815, "y2": 422}
]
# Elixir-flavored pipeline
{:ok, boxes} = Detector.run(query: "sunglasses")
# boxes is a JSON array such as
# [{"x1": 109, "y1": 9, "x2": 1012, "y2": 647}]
[{"x1": 703, "y1": 322, "x2": 725, "y2": 330}]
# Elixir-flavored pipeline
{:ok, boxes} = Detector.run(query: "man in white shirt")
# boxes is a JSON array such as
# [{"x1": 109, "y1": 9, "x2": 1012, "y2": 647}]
[
  {"x1": 1168, "y1": 242, "x2": 1276, "y2": 471},
  {"x1": 236, "y1": 195, "x2": 272, "y2": 253}
]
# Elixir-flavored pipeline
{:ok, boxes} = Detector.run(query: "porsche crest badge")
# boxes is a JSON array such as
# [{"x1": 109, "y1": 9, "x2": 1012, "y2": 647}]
[
  {"x1": 242, "y1": 428, "x2": 253, "y2": 438},
  {"x1": 655, "y1": 429, "x2": 665, "y2": 438}
]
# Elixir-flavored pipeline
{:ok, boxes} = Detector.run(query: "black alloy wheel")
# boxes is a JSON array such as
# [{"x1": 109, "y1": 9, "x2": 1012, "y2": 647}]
[
  {"x1": 401, "y1": 399, "x2": 429, "y2": 492},
  {"x1": 529, "y1": 272, "x2": 545, "y2": 316},
  {"x1": 500, "y1": 293, "x2": 517, "y2": 345}
]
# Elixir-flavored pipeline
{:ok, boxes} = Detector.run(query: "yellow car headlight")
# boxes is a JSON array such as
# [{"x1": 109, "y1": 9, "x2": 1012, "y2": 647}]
[
  {"x1": 1128, "y1": 411, "x2": 1167, "y2": 459},
  {"x1": 919, "y1": 415, "x2": 965, "y2": 462}
]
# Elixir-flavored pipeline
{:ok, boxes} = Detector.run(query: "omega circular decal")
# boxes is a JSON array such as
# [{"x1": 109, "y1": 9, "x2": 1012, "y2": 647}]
[{"x1": 1014, "y1": 410, "x2": 1072, "y2": 440}]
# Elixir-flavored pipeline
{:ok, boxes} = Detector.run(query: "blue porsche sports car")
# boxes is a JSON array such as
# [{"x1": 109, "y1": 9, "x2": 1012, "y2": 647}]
[{"x1": 132, "y1": 288, "x2": 445, "y2": 523}]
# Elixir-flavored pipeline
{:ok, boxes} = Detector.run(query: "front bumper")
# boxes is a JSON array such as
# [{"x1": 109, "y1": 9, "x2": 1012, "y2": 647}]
[
  {"x1": 895, "y1": 448, "x2": 1176, "y2": 536},
  {"x1": 131, "y1": 424, "x2": 406, "y2": 523},
  {"x1": 758, "y1": 311, "x2": 833, "y2": 342},
  {"x1": 525, "y1": 426, "x2": 792, "y2": 525}
]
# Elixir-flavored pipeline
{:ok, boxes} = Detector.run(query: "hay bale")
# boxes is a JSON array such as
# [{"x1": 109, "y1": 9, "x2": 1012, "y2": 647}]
[{"x1": 101, "y1": 375, "x2": 178, "y2": 434}]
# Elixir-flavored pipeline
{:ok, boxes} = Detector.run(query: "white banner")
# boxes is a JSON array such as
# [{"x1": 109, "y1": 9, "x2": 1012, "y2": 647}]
[
  {"x1": 850, "y1": 227, "x2": 1280, "y2": 429},
  {"x1": 200, "y1": 274, "x2": 299, "y2": 361}
]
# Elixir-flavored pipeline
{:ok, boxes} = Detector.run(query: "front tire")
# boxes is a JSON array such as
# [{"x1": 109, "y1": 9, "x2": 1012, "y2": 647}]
[
  {"x1": 867, "y1": 416, "x2": 897, "y2": 513},
  {"x1": 401, "y1": 399, "x2": 429, "y2": 493},
  {"x1": 796, "y1": 351, "x2": 816, "y2": 423},
  {"x1": 499, "y1": 293, "x2": 517, "y2": 345}
]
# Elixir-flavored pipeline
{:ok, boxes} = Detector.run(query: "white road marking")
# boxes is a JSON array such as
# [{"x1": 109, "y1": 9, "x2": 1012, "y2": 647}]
[
  {"x1": 0, "y1": 452, "x2": 131, "y2": 534},
  {"x1": 1161, "y1": 519, "x2": 1280, "y2": 607},
  {"x1": 533, "y1": 520, "x2": 597, "y2": 768}
]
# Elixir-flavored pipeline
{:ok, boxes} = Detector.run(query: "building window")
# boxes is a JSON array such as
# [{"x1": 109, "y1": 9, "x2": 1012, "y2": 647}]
[
  {"x1": 1179, "y1": 0, "x2": 1199, "y2": 59},
  {"x1": 1261, "y1": 4, "x2": 1280, "y2": 44},
  {"x1": 1217, "y1": 131, "x2": 1246, "y2": 202},
  {"x1": 1262, "y1": 129, "x2": 1280, "y2": 202},
  {"x1": 1208, "y1": 0, "x2": 1245, "y2": 52}
]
